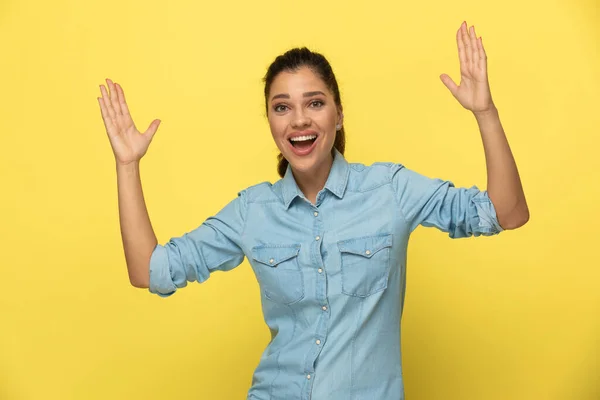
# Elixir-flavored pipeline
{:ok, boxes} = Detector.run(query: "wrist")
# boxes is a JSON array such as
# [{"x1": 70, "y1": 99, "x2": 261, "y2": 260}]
[
  {"x1": 473, "y1": 105, "x2": 499, "y2": 121},
  {"x1": 116, "y1": 160, "x2": 140, "y2": 173}
]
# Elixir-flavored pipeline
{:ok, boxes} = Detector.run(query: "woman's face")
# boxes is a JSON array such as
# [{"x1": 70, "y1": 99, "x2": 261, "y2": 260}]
[{"x1": 267, "y1": 66, "x2": 342, "y2": 176}]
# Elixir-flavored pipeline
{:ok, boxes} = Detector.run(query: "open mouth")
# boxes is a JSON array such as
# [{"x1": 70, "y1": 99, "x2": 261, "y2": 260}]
[{"x1": 289, "y1": 134, "x2": 317, "y2": 151}]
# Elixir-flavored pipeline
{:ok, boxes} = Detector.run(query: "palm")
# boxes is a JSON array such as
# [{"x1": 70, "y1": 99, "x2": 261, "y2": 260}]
[
  {"x1": 98, "y1": 79, "x2": 161, "y2": 165},
  {"x1": 441, "y1": 22, "x2": 494, "y2": 113}
]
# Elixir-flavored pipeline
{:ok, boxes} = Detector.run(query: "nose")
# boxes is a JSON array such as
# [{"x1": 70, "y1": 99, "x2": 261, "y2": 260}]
[{"x1": 291, "y1": 108, "x2": 311, "y2": 129}]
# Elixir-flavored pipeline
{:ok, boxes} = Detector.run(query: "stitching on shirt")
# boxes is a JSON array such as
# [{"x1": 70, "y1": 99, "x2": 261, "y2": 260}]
[
  {"x1": 248, "y1": 182, "x2": 289, "y2": 206},
  {"x1": 269, "y1": 346, "x2": 281, "y2": 400},
  {"x1": 270, "y1": 303, "x2": 298, "y2": 398},
  {"x1": 240, "y1": 190, "x2": 249, "y2": 243},
  {"x1": 253, "y1": 199, "x2": 281, "y2": 205},
  {"x1": 268, "y1": 304, "x2": 290, "y2": 399},
  {"x1": 337, "y1": 232, "x2": 393, "y2": 245},
  {"x1": 350, "y1": 299, "x2": 365, "y2": 400},
  {"x1": 346, "y1": 163, "x2": 400, "y2": 193},
  {"x1": 348, "y1": 180, "x2": 390, "y2": 193},
  {"x1": 389, "y1": 166, "x2": 412, "y2": 229}
]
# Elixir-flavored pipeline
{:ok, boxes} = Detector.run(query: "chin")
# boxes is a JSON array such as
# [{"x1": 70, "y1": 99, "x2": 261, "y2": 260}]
[
  {"x1": 286, "y1": 150, "x2": 331, "y2": 174},
  {"x1": 288, "y1": 159, "x2": 316, "y2": 173}
]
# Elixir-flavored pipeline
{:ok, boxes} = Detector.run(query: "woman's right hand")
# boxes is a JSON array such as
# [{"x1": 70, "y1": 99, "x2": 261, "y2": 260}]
[{"x1": 98, "y1": 78, "x2": 161, "y2": 166}]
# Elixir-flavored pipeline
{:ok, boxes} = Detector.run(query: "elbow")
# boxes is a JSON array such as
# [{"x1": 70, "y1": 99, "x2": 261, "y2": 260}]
[
  {"x1": 491, "y1": 192, "x2": 530, "y2": 230},
  {"x1": 499, "y1": 206, "x2": 530, "y2": 230},
  {"x1": 128, "y1": 270, "x2": 150, "y2": 289},
  {"x1": 130, "y1": 279, "x2": 149, "y2": 289}
]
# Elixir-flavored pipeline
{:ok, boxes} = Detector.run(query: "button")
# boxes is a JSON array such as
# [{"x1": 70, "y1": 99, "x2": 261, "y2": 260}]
[
  {"x1": 307, "y1": 374, "x2": 311, "y2": 380},
  {"x1": 318, "y1": 268, "x2": 323, "y2": 273},
  {"x1": 322, "y1": 305, "x2": 327, "y2": 311},
  {"x1": 365, "y1": 250, "x2": 371, "y2": 255},
  {"x1": 315, "y1": 236, "x2": 321, "y2": 241},
  {"x1": 316, "y1": 339, "x2": 321, "y2": 345},
  {"x1": 314, "y1": 211, "x2": 319, "y2": 217},
  {"x1": 269, "y1": 258, "x2": 275, "y2": 264}
]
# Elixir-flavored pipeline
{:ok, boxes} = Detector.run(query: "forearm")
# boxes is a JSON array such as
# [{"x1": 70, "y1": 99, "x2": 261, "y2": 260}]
[
  {"x1": 116, "y1": 162, "x2": 158, "y2": 287},
  {"x1": 474, "y1": 106, "x2": 529, "y2": 229}
]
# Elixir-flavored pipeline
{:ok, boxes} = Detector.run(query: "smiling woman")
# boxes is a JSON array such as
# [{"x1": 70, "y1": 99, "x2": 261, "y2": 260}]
[
  {"x1": 97, "y1": 21, "x2": 528, "y2": 400},
  {"x1": 262, "y1": 49, "x2": 346, "y2": 197}
]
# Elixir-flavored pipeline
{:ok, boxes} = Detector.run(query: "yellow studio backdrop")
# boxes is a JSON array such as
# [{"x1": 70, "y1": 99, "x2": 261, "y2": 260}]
[{"x1": 0, "y1": 0, "x2": 597, "y2": 399}]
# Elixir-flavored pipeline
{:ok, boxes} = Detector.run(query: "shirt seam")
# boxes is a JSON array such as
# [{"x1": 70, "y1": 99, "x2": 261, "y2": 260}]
[
  {"x1": 240, "y1": 190, "x2": 249, "y2": 242},
  {"x1": 345, "y1": 180, "x2": 389, "y2": 194},
  {"x1": 390, "y1": 167, "x2": 412, "y2": 229},
  {"x1": 350, "y1": 299, "x2": 365, "y2": 400},
  {"x1": 253, "y1": 199, "x2": 281, "y2": 205}
]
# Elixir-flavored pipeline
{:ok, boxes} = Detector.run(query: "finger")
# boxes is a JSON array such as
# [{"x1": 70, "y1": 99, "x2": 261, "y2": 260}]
[
  {"x1": 461, "y1": 22, "x2": 471, "y2": 66},
  {"x1": 469, "y1": 26, "x2": 478, "y2": 66},
  {"x1": 115, "y1": 83, "x2": 131, "y2": 118},
  {"x1": 144, "y1": 119, "x2": 161, "y2": 142},
  {"x1": 98, "y1": 97, "x2": 117, "y2": 138},
  {"x1": 100, "y1": 84, "x2": 117, "y2": 120},
  {"x1": 440, "y1": 74, "x2": 459, "y2": 97},
  {"x1": 456, "y1": 25, "x2": 467, "y2": 73},
  {"x1": 106, "y1": 78, "x2": 123, "y2": 116},
  {"x1": 477, "y1": 36, "x2": 487, "y2": 71}
]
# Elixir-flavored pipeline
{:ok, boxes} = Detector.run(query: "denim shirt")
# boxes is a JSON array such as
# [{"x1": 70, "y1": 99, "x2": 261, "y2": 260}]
[{"x1": 149, "y1": 149, "x2": 503, "y2": 400}]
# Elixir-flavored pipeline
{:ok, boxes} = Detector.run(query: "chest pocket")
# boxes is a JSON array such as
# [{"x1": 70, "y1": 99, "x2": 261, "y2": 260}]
[
  {"x1": 251, "y1": 244, "x2": 304, "y2": 305},
  {"x1": 337, "y1": 233, "x2": 393, "y2": 297}
]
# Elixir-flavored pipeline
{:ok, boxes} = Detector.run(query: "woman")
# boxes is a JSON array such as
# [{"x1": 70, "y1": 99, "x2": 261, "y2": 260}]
[{"x1": 98, "y1": 22, "x2": 528, "y2": 400}]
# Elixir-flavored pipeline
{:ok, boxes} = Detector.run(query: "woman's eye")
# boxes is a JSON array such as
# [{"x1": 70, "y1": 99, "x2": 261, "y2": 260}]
[{"x1": 273, "y1": 101, "x2": 322, "y2": 113}]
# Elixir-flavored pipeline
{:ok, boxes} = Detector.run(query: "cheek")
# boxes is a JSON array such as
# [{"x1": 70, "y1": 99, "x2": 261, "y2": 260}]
[
  {"x1": 268, "y1": 118, "x2": 286, "y2": 141},
  {"x1": 317, "y1": 110, "x2": 337, "y2": 127}
]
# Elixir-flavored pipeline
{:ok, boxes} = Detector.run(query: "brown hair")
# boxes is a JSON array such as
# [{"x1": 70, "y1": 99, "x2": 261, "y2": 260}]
[{"x1": 263, "y1": 47, "x2": 346, "y2": 178}]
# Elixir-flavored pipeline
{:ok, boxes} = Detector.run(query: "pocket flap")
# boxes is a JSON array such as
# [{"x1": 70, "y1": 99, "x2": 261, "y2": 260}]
[
  {"x1": 337, "y1": 234, "x2": 392, "y2": 258},
  {"x1": 252, "y1": 245, "x2": 301, "y2": 267}
]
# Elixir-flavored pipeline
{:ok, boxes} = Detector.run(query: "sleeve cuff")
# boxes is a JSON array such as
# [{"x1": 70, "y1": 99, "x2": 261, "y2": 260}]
[
  {"x1": 470, "y1": 190, "x2": 504, "y2": 236},
  {"x1": 148, "y1": 244, "x2": 177, "y2": 298}
]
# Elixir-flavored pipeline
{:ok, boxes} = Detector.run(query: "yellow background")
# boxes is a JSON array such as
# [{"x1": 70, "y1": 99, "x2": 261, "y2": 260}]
[{"x1": 1, "y1": 0, "x2": 598, "y2": 399}]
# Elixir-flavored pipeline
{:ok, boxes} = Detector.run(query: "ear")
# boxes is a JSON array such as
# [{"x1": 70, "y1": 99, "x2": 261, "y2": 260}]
[{"x1": 337, "y1": 109, "x2": 344, "y2": 127}]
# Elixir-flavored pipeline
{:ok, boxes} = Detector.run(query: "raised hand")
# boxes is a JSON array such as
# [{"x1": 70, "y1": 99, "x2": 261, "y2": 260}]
[
  {"x1": 440, "y1": 22, "x2": 495, "y2": 114},
  {"x1": 98, "y1": 79, "x2": 161, "y2": 166}
]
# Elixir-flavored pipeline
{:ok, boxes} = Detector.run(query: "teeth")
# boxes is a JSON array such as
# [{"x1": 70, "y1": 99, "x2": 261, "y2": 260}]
[{"x1": 290, "y1": 135, "x2": 317, "y2": 142}]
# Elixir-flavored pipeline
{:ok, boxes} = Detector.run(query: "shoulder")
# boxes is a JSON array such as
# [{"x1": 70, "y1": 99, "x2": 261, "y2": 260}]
[
  {"x1": 237, "y1": 181, "x2": 280, "y2": 204},
  {"x1": 346, "y1": 160, "x2": 407, "y2": 192}
]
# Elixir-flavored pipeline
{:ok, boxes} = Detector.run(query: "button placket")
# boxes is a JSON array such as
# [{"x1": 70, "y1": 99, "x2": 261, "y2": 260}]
[{"x1": 302, "y1": 205, "x2": 328, "y2": 400}]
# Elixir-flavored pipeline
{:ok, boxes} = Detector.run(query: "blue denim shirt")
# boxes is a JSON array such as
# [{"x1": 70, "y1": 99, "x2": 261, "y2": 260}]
[{"x1": 149, "y1": 149, "x2": 503, "y2": 400}]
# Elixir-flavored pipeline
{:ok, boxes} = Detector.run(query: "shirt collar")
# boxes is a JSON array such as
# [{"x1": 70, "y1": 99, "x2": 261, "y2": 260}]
[{"x1": 281, "y1": 149, "x2": 350, "y2": 209}]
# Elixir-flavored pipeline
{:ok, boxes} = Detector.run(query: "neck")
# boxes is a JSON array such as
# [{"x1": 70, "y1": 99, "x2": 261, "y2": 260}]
[{"x1": 292, "y1": 153, "x2": 334, "y2": 205}]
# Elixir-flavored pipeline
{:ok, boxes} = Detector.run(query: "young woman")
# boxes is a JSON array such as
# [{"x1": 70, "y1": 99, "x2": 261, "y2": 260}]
[{"x1": 98, "y1": 21, "x2": 528, "y2": 400}]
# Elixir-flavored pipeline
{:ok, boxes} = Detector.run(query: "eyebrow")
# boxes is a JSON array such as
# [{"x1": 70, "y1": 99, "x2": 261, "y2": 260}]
[{"x1": 270, "y1": 91, "x2": 326, "y2": 102}]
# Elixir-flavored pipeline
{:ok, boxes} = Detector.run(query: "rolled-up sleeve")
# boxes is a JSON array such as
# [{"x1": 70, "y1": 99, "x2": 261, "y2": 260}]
[
  {"x1": 391, "y1": 164, "x2": 503, "y2": 238},
  {"x1": 148, "y1": 190, "x2": 248, "y2": 297}
]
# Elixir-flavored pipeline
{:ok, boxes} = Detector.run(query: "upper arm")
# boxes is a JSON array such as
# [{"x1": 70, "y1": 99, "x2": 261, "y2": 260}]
[
  {"x1": 148, "y1": 190, "x2": 248, "y2": 297},
  {"x1": 391, "y1": 164, "x2": 503, "y2": 238}
]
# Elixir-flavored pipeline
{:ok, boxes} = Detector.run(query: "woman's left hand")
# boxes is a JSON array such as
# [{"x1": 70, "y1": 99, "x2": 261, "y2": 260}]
[{"x1": 440, "y1": 22, "x2": 495, "y2": 114}]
